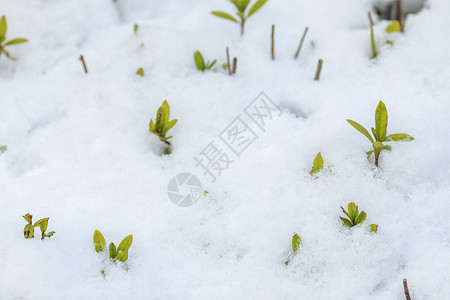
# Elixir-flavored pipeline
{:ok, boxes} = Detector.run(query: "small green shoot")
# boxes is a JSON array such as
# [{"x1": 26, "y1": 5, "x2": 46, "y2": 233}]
[
  {"x1": 285, "y1": 233, "x2": 302, "y2": 265},
  {"x1": 0, "y1": 15, "x2": 28, "y2": 60},
  {"x1": 23, "y1": 213, "x2": 55, "y2": 240},
  {"x1": 194, "y1": 51, "x2": 217, "y2": 72},
  {"x1": 134, "y1": 24, "x2": 139, "y2": 34},
  {"x1": 212, "y1": 0, "x2": 269, "y2": 36},
  {"x1": 340, "y1": 202, "x2": 366, "y2": 228},
  {"x1": 149, "y1": 100, "x2": 178, "y2": 153},
  {"x1": 368, "y1": 12, "x2": 377, "y2": 59},
  {"x1": 310, "y1": 152, "x2": 324, "y2": 175},
  {"x1": 346, "y1": 100, "x2": 414, "y2": 167},
  {"x1": 0, "y1": 145, "x2": 6, "y2": 154},
  {"x1": 386, "y1": 21, "x2": 401, "y2": 33},
  {"x1": 136, "y1": 68, "x2": 144, "y2": 77},
  {"x1": 370, "y1": 224, "x2": 378, "y2": 232},
  {"x1": 93, "y1": 230, "x2": 133, "y2": 263}
]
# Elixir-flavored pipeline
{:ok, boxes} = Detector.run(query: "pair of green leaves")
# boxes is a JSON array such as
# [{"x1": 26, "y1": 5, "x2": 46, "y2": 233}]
[
  {"x1": 0, "y1": 15, "x2": 28, "y2": 60},
  {"x1": 93, "y1": 230, "x2": 133, "y2": 262},
  {"x1": 211, "y1": 0, "x2": 269, "y2": 35},
  {"x1": 346, "y1": 101, "x2": 414, "y2": 167},
  {"x1": 149, "y1": 100, "x2": 178, "y2": 146},
  {"x1": 194, "y1": 51, "x2": 217, "y2": 72},
  {"x1": 340, "y1": 203, "x2": 367, "y2": 228},
  {"x1": 285, "y1": 233, "x2": 302, "y2": 265},
  {"x1": 23, "y1": 213, "x2": 55, "y2": 240}
]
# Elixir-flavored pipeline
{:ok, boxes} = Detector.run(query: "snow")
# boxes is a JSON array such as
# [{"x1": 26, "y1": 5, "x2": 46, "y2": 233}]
[{"x1": 0, "y1": 0, "x2": 449, "y2": 299}]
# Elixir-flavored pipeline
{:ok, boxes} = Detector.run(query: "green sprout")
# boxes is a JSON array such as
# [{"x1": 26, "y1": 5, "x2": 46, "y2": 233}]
[
  {"x1": 136, "y1": 68, "x2": 144, "y2": 77},
  {"x1": 0, "y1": 145, "x2": 6, "y2": 154},
  {"x1": 194, "y1": 51, "x2": 217, "y2": 72},
  {"x1": 211, "y1": 0, "x2": 269, "y2": 36},
  {"x1": 346, "y1": 101, "x2": 414, "y2": 167},
  {"x1": 368, "y1": 12, "x2": 377, "y2": 59},
  {"x1": 386, "y1": 21, "x2": 401, "y2": 33},
  {"x1": 0, "y1": 15, "x2": 28, "y2": 60},
  {"x1": 23, "y1": 213, "x2": 55, "y2": 240},
  {"x1": 285, "y1": 233, "x2": 302, "y2": 265},
  {"x1": 339, "y1": 203, "x2": 366, "y2": 228},
  {"x1": 310, "y1": 152, "x2": 323, "y2": 175},
  {"x1": 93, "y1": 230, "x2": 133, "y2": 263},
  {"x1": 149, "y1": 100, "x2": 178, "y2": 153},
  {"x1": 134, "y1": 24, "x2": 139, "y2": 34}
]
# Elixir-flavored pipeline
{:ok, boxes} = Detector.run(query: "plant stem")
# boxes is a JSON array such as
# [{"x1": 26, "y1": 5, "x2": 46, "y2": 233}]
[
  {"x1": 79, "y1": 55, "x2": 88, "y2": 73},
  {"x1": 271, "y1": 25, "x2": 275, "y2": 60},
  {"x1": 226, "y1": 47, "x2": 231, "y2": 75},
  {"x1": 232, "y1": 57, "x2": 237, "y2": 74},
  {"x1": 374, "y1": 152, "x2": 380, "y2": 167},
  {"x1": 240, "y1": 19, "x2": 245, "y2": 36},
  {"x1": 403, "y1": 279, "x2": 411, "y2": 300},
  {"x1": 314, "y1": 59, "x2": 323, "y2": 81},
  {"x1": 368, "y1": 12, "x2": 377, "y2": 58},
  {"x1": 294, "y1": 26, "x2": 309, "y2": 59},
  {"x1": 396, "y1": 0, "x2": 402, "y2": 24}
]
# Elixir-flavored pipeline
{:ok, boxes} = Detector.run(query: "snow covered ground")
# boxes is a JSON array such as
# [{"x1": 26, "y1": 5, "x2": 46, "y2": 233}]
[{"x1": 1, "y1": 0, "x2": 449, "y2": 298}]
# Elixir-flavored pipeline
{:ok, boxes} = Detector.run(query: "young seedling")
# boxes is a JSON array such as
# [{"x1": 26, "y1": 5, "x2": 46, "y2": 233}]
[
  {"x1": 194, "y1": 51, "x2": 217, "y2": 72},
  {"x1": 368, "y1": 12, "x2": 377, "y2": 59},
  {"x1": 346, "y1": 100, "x2": 414, "y2": 167},
  {"x1": 0, "y1": 145, "x2": 6, "y2": 154},
  {"x1": 212, "y1": 0, "x2": 269, "y2": 36},
  {"x1": 149, "y1": 100, "x2": 178, "y2": 153},
  {"x1": 340, "y1": 202, "x2": 366, "y2": 228},
  {"x1": 310, "y1": 152, "x2": 323, "y2": 175},
  {"x1": 23, "y1": 213, "x2": 55, "y2": 240},
  {"x1": 0, "y1": 15, "x2": 28, "y2": 60},
  {"x1": 93, "y1": 230, "x2": 133, "y2": 263},
  {"x1": 136, "y1": 68, "x2": 144, "y2": 77},
  {"x1": 285, "y1": 233, "x2": 302, "y2": 265},
  {"x1": 134, "y1": 24, "x2": 139, "y2": 34}
]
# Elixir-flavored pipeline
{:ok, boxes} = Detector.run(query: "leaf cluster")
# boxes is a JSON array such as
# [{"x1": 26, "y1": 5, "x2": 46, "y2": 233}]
[
  {"x1": 194, "y1": 51, "x2": 217, "y2": 72},
  {"x1": 94, "y1": 230, "x2": 133, "y2": 262},
  {"x1": 339, "y1": 202, "x2": 367, "y2": 228},
  {"x1": 0, "y1": 15, "x2": 28, "y2": 60},
  {"x1": 23, "y1": 213, "x2": 55, "y2": 240},
  {"x1": 346, "y1": 101, "x2": 413, "y2": 167},
  {"x1": 149, "y1": 100, "x2": 178, "y2": 147}
]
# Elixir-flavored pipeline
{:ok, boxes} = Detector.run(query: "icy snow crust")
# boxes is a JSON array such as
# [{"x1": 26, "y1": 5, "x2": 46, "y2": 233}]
[{"x1": 0, "y1": 0, "x2": 449, "y2": 299}]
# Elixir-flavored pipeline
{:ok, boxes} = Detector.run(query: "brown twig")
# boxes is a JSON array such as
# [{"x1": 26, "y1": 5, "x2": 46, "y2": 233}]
[
  {"x1": 232, "y1": 57, "x2": 237, "y2": 75},
  {"x1": 396, "y1": 0, "x2": 402, "y2": 25},
  {"x1": 368, "y1": 12, "x2": 374, "y2": 27},
  {"x1": 403, "y1": 279, "x2": 411, "y2": 300},
  {"x1": 79, "y1": 55, "x2": 88, "y2": 73},
  {"x1": 226, "y1": 47, "x2": 231, "y2": 75},
  {"x1": 314, "y1": 59, "x2": 323, "y2": 81},
  {"x1": 294, "y1": 26, "x2": 309, "y2": 59},
  {"x1": 271, "y1": 25, "x2": 275, "y2": 60}
]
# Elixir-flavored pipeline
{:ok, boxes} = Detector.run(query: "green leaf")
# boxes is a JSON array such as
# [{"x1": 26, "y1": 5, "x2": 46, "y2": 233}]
[
  {"x1": 4, "y1": 38, "x2": 28, "y2": 46},
  {"x1": 24, "y1": 224, "x2": 34, "y2": 239},
  {"x1": 46, "y1": 231, "x2": 55, "y2": 238},
  {"x1": 386, "y1": 21, "x2": 401, "y2": 33},
  {"x1": 206, "y1": 60, "x2": 217, "y2": 70},
  {"x1": 109, "y1": 242, "x2": 117, "y2": 259},
  {"x1": 384, "y1": 133, "x2": 414, "y2": 142},
  {"x1": 149, "y1": 119, "x2": 156, "y2": 134},
  {"x1": 194, "y1": 51, "x2": 205, "y2": 71},
  {"x1": 340, "y1": 217, "x2": 353, "y2": 228},
  {"x1": 347, "y1": 202, "x2": 358, "y2": 223},
  {"x1": 211, "y1": 11, "x2": 238, "y2": 23},
  {"x1": 161, "y1": 100, "x2": 170, "y2": 124},
  {"x1": 116, "y1": 251, "x2": 129, "y2": 262},
  {"x1": 340, "y1": 206, "x2": 351, "y2": 220},
  {"x1": 247, "y1": 0, "x2": 269, "y2": 17},
  {"x1": 155, "y1": 107, "x2": 166, "y2": 133},
  {"x1": 382, "y1": 145, "x2": 391, "y2": 151},
  {"x1": 375, "y1": 101, "x2": 388, "y2": 142},
  {"x1": 371, "y1": 127, "x2": 379, "y2": 141},
  {"x1": 163, "y1": 119, "x2": 178, "y2": 135},
  {"x1": 366, "y1": 150, "x2": 374, "y2": 158},
  {"x1": 136, "y1": 68, "x2": 144, "y2": 77},
  {"x1": 370, "y1": 224, "x2": 378, "y2": 232},
  {"x1": 93, "y1": 230, "x2": 106, "y2": 252},
  {"x1": 310, "y1": 152, "x2": 324, "y2": 175},
  {"x1": 370, "y1": 25, "x2": 377, "y2": 59},
  {"x1": 292, "y1": 233, "x2": 301, "y2": 254},
  {"x1": 0, "y1": 15, "x2": 7, "y2": 43},
  {"x1": 0, "y1": 145, "x2": 7, "y2": 154},
  {"x1": 117, "y1": 235, "x2": 133, "y2": 252},
  {"x1": 23, "y1": 213, "x2": 33, "y2": 224},
  {"x1": 134, "y1": 24, "x2": 139, "y2": 34},
  {"x1": 355, "y1": 211, "x2": 366, "y2": 225},
  {"x1": 34, "y1": 218, "x2": 49, "y2": 233},
  {"x1": 346, "y1": 119, "x2": 374, "y2": 143}
]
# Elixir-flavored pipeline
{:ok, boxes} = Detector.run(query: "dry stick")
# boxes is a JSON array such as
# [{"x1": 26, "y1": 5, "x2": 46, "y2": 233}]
[
  {"x1": 226, "y1": 47, "x2": 231, "y2": 75},
  {"x1": 79, "y1": 55, "x2": 88, "y2": 74},
  {"x1": 271, "y1": 25, "x2": 275, "y2": 60},
  {"x1": 314, "y1": 59, "x2": 323, "y2": 81},
  {"x1": 294, "y1": 26, "x2": 309, "y2": 59},
  {"x1": 232, "y1": 57, "x2": 237, "y2": 74},
  {"x1": 396, "y1": 0, "x2": 402, "y2": 24},
  {"x1": 368, "y1": 11, "x2": 374, "y2": 27},
  {"x1": 403, "y1": 279, "x2": 412, "y2": 300}
]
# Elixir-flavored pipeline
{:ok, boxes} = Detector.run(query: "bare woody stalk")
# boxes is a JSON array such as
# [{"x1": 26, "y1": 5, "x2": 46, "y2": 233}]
[
  {"x1": 79, "y1": 55, "x2": 88, "y2": 73},
  {"x1": 232, "y1": 57, "x2": 237, "y2": 74},
  {"x1": 314, "y1": 59, "x2": 323, "y2": 81},
  {"x1": 396, "y1": 0, "x2": 402, "y2": 24},
  {"x1": 403, "y1": 279, "x2": 412, "y2": 300},
  {"x1": 367, "y1": 11, "x2": 374, "y2": 27},
  {"x1": 226, "y1": 47, "x2": 231, "y2": 75},
  {"x1": 294, "y1": 26, "x2": 308, "y2": 59},
  {"x1": 271, "y1": 25, "x2": 275, "y2": 60}
]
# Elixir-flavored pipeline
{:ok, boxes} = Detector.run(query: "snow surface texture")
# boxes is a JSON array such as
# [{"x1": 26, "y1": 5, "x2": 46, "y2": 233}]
[{"x1": 0, "y1": 0, "x2": 449, "y2": 299}]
